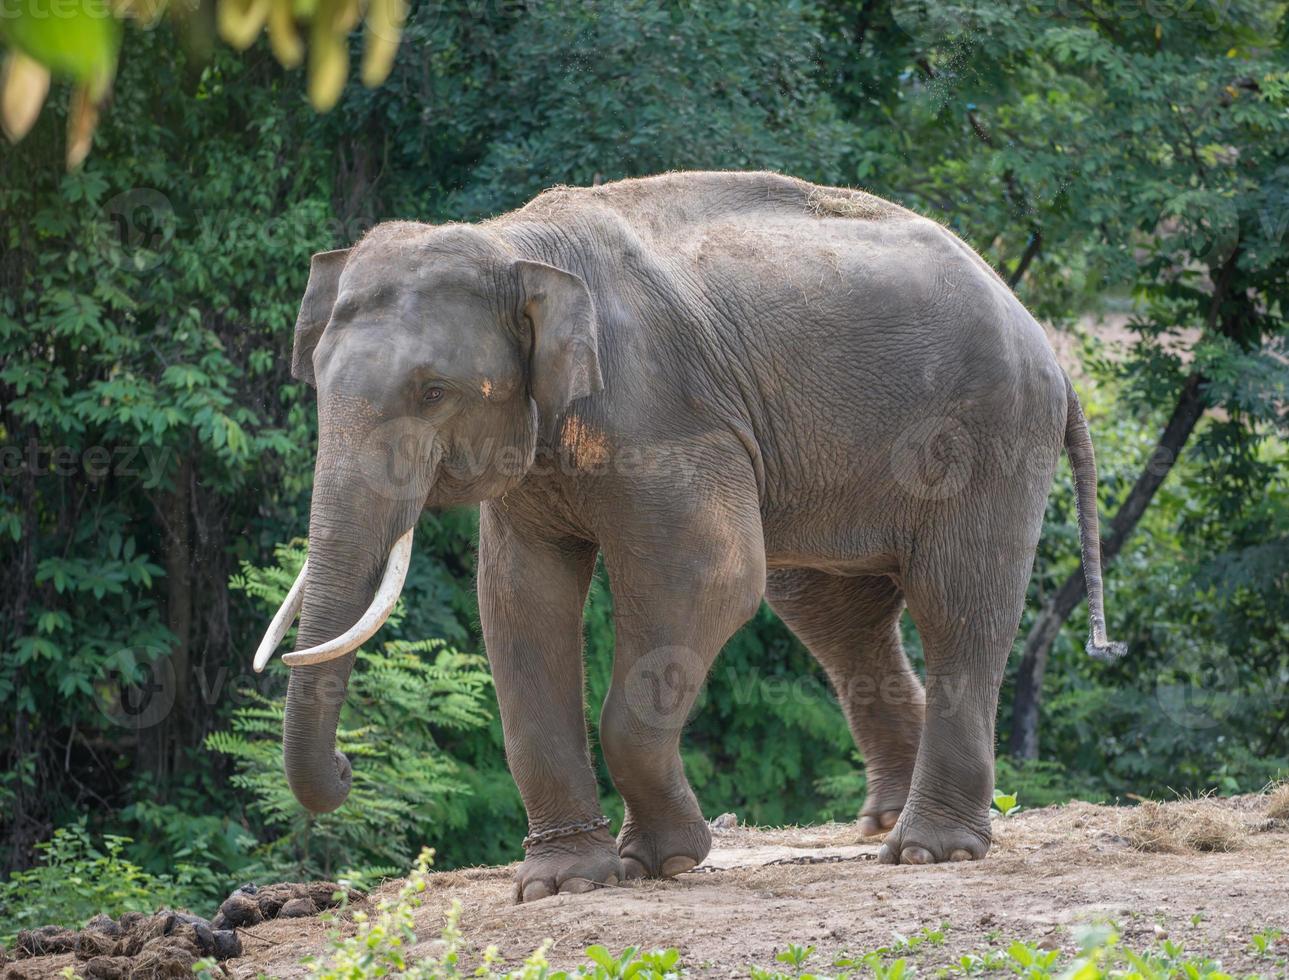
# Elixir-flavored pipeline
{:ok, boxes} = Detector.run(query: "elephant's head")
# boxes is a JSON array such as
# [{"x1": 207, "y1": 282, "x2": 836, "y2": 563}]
[{"x1": 253, "y1": 224, "x2": 601, "y2": 813}]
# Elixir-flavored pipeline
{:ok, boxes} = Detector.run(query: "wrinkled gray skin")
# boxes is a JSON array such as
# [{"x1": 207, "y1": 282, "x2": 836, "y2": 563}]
[{"x1": 283, "y1": 171, "x2": 1117, "y2": 901}]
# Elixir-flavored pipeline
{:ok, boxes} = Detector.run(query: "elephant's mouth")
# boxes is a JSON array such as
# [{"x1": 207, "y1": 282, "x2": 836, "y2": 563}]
[{"x1": 252, "y1": 526, "x2": 415, "y2": 672}]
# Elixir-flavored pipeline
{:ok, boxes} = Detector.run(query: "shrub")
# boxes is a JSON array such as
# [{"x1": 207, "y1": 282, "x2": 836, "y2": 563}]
[{"x1": 0, "y1": 824, "x2": 187, "y2": 944}]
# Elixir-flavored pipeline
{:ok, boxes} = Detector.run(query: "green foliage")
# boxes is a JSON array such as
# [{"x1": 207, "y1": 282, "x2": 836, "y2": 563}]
[
  {"x1": 1, "y1": 18, "x2": 333, "y2": 870},
  {"x1": 0, "y1": 824, "x2": 184, "y2": 944},
  {"x1": 1016, "y1": 362, "x2": 1289, "y2": 799}
]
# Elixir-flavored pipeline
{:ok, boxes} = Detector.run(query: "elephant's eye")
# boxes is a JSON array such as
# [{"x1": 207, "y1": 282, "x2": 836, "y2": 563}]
[{"x1": 422, "y1": 386, "x2": 446, "y2": 404}]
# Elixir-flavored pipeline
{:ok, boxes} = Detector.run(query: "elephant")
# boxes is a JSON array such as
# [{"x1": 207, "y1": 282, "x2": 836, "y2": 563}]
[{"x1": 253, "y1": 170, "x2": 1124, "y2": 901}]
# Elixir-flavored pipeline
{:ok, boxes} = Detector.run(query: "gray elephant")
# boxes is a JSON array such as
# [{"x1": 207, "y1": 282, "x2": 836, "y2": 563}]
[{"x1": 253, "y1": 171, "x2": 1123, "y2": 901}]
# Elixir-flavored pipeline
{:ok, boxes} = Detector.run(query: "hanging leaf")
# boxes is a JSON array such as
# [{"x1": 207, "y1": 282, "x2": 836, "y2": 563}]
[
  {"x1": 266, "y1": 0, "x2": 304, "y2": 68},
  {"x1": 307, "y1": 0, "x2": 358, "y2": 112},
  {"x1": 0, "y1": 49, "x2": 50, "y2": 142},
  {"x1": 361, "y1": 0, "x2": 405, "y2": 88},
  {"x1": 217, "y1": 0, "x2": 272, "y2": 51},
  {"x1": 66, "y1": 81, "x2": 102, "y2": 168}
]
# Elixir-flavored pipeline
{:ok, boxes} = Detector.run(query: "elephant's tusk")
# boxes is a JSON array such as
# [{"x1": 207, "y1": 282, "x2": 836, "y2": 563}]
[
  {"x1": 281, "y1": 527, "x2": 414, "y2": 668},
  {"x1": 253, "y1": 560, "x2": 309, "y2": 673}
]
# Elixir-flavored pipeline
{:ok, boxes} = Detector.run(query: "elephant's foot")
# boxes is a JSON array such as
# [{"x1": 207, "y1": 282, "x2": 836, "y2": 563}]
[
  {"x1": 858, "y1": 806, "x2": 902, "y2": 837},
  {"x1": 877, "y1": 800, "x2": 990, "y2": 865},
  {"x1": 514, "y1": 826, "x2": 622, "y2": 902},
  {"x1": 861, "y1": 773, "x2": 912, "y2": 835},
  {"x1": 618, "y1": 816, "x2": 712, "y2": 879},
  {"x1": 857, "y1": 768, "x2": 914, "y2": 837}
]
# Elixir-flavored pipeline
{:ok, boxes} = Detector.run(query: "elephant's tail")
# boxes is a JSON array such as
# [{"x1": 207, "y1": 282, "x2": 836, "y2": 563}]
[{"x1": 1063, "y1": 374, "x2": 1127, "y2": 663}]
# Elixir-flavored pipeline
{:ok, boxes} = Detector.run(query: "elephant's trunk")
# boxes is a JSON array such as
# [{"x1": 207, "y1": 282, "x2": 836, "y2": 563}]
[{"x1": 276, "y1": 452, "x2": 423, "y2": 814}]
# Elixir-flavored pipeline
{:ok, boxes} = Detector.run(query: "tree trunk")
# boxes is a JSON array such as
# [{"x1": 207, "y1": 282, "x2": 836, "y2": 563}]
[
  {"x1": 1009, "y1": 373, "x2": 1207, "y2": 759},
  {"x1": 164, "y1": 456, "x2": 193, "y2": 775},
  {"x1": 141, "y1": 455, "x2": 194, "y2": 786}
]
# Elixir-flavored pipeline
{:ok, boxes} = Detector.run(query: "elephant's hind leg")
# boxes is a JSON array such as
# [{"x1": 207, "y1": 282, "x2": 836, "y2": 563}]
[
  {"x1": 767, "y1": 570, "x2": 925, "y2": 836},
  {"x1": 879, "y1": 492, "x2": 1048, "y2": 865}
]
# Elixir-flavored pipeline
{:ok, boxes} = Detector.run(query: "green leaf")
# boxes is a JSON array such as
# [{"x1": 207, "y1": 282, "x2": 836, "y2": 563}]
[{"x1": 1, "y1": 0, "x2": 121, "y2": 85}]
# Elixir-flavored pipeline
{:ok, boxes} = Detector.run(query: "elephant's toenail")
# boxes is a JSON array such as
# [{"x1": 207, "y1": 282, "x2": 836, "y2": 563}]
[
  {"x1": 877, "y1": 843, "x2": 899, "y2": 864},
  {"x1": 948, "y1": 849, "x2": 973, "y2": 862},
  {"x1": 661, "y1": 856, "x2": 697, "y2": 877},
  {"x1": 620, "y1": 857, "x2": 647, "y2": 879},
  {"x1": 901, "y1": 846, "x2": 934, "y2": 865},
  {"x1": 880, "y1": 810, "x2": 901, "y2": 829},
  {"x1": 522, "y1": 881, "x2": 553, "y2": 902},
  {"x1": 858, "y1": 816, "x2": 882, "y2": 837},
  {"x1": 559, "y1": 877, "x2": 595, "y2": 894}
]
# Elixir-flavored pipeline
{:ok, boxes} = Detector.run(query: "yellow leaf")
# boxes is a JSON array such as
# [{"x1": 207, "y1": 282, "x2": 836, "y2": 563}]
[
  {"x1": 1, "y1": 49, "x2": 50, "y2": 143},
  {"x1": 218, "y1": 0, "x2": 272, "y2": 51},
  {"x1": 267, "y1": 0, "x2": 304, "y2": 68},
  {"x1": 111, "y1": 0, "x2": 167, "y2": 26},
  {"x1": 361, "y1": 0, "x2": 405, "y2": 87},
  {"x1": 307, "y1": 0, "x2": 359, "y2": 110},
  {"x1": 67, "y1": 81, "x2": 102, "y2": 169},
  {"x1": 308, "y1": 27, "x2": 347, "y2": 111}
]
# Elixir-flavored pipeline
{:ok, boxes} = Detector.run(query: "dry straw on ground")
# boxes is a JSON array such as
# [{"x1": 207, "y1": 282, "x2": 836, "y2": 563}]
[
  {"x1": 1119, "y1": 798, "x2": 1246, "y2": 854},
  {"x1": 1267, "y1": 781, "x2": 1289, "y2": 821}
]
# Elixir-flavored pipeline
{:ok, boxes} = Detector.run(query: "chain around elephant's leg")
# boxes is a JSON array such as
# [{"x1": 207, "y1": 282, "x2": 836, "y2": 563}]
[{"x1": 478, "y1": 505, "x2": 621, "y2": 901}]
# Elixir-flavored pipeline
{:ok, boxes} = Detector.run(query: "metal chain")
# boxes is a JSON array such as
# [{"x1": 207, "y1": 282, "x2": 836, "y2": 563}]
[{"x1": 521, "y1": 815, "x2": 611, "y2": 850}]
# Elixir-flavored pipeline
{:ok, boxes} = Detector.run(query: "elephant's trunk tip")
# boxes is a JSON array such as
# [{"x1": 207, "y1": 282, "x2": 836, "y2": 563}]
[{"x1": 287, "y1": 749, "x2": 353, "y2": 814}]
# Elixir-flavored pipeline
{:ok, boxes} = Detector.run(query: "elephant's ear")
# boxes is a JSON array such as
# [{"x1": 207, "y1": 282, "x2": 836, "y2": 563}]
[
  {"x1": 515, "y1": 259, "x2": 603, "y2": 443},
  {"x1": 292, "y1": 248, "x2": 351, "y2": 387}
]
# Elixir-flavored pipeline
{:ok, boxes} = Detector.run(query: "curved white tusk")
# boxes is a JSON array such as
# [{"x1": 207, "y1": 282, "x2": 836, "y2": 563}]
[
  {"x1": 281, "y1": 527, "x2": 414, "y2": 668},
  {"x1": 253, "y1": 561, "x2": 309, "y2": 673}
]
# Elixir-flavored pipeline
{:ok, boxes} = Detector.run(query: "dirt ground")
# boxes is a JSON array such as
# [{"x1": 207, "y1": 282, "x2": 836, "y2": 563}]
[{"x1": 16, "y1": 795, "x2": 1282, "y2": 979}]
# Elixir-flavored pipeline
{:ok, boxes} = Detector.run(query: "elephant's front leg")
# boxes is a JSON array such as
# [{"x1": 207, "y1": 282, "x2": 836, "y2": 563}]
[
  {"x1": 599, "y1": 477, "x2": 766, "y2": 879},
  {"x1": 478, "y1": 504, "x2": 619, "y2": 902}
]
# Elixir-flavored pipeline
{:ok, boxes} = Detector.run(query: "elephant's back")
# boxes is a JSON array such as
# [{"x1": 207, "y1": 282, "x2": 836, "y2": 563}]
[{"x1": 506, "y1": 171, "x2": 917, "y2": 246}]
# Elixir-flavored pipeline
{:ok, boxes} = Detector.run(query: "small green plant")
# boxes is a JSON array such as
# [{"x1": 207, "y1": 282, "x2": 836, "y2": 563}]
[
  {"x1": 1250, "y1": 927, "x2": 1284, "y2": 959},
  {"x1": 0, "y1": 824, "x2": 187, "y2": 944},
  {"x1": 991, "y1": 789, "x2": 1021, "y2": 817},
  {"x1": 777, "y1": 944, "x2": 815, "y2": 970},
  {"x1": 582, "y1": 944, "x2": 682, "y2": 978}
]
